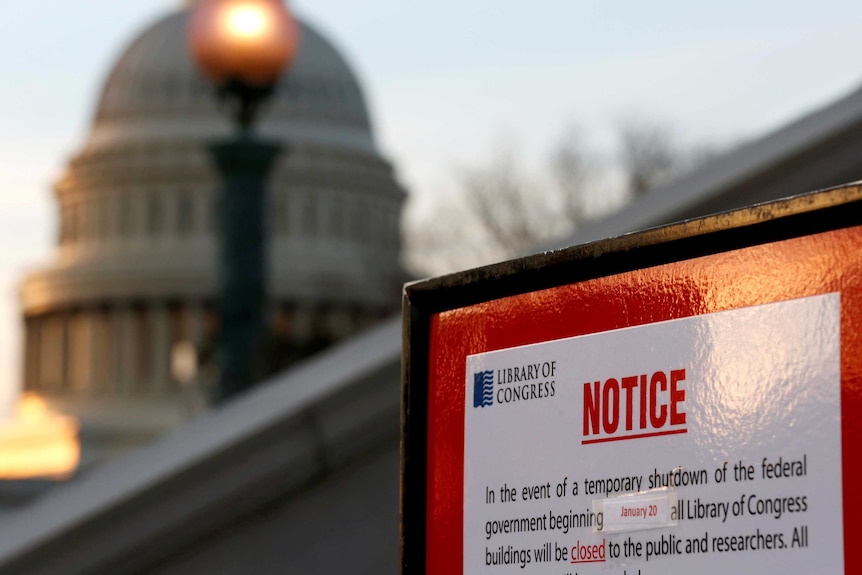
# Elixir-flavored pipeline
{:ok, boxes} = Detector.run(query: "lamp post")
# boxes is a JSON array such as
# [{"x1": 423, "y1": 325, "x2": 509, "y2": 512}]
[{"x1": 189, "y1": 0, "x2": 298, "y2": 401}]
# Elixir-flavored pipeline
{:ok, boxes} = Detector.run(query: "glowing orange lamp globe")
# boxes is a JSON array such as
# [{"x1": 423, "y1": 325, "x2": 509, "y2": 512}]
[{"x1": 189, "y1": 0, "x2": 298, "y2": 87}]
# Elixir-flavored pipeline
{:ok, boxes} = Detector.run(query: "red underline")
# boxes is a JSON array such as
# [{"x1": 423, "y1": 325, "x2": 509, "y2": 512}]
[
  {"x1": 570, "y1": 559, "x2": 607, "y2": 564},
  {"x1": 581, "y1": 428, "x2": 688, "y2": 445}
]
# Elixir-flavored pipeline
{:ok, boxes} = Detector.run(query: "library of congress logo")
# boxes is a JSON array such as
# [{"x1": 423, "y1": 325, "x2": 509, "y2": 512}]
[{"x1": 473, "y1": 370, "x2": 494, "y2": 408}]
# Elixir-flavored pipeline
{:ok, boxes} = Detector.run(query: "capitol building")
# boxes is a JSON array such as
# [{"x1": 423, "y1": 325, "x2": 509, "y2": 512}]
[{"x1": 17, "y1": 4, "x2": 405, "y2": 466}]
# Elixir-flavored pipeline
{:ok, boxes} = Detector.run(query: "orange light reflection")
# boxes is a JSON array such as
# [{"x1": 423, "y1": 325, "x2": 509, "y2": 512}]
[{"x1": 0, "y1": 394, "x2": 80, "y2": 480}]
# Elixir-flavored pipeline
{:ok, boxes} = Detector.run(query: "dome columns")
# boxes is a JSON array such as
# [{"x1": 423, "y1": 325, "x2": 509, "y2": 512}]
[
  {"x1": 22, "y1": 301, "x2": 204, "y2": 397},
  {"x1": 113, "y1": 304, "x2": 138, "y2": 393}
]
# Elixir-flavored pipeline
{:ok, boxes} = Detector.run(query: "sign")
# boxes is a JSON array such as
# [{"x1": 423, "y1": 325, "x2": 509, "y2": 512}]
[
  {"x1": 401, "y1": 185, "x2": 862, "y2": 574},
  {"x1": 465, "y1": 295, "x2": 840, "y2": 573}
]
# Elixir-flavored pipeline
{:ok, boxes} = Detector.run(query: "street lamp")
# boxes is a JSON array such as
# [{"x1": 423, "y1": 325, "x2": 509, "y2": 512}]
[{"x1": 189, "y1": 0, "x2": 299, "y2": 401}]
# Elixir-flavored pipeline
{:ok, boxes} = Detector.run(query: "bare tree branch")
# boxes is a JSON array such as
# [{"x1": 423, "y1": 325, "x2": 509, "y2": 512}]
[
  {"x1": 549, "y1": 127, "x2": 594, "y2": 227},
  {"x1": 618, "y1": 120, "x2": 679, "y2": 196},
  {"x1": 458, "y1": 147, "x2": 542, "y2": 256},
  {"x1": 405, "y1": 118, "x2": 717, "y2": 276}
]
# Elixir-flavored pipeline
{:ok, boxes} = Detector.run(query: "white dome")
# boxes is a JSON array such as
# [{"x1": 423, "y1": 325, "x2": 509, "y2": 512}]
[
  {"x1": 22, "y1": 6, "x2": 404, "y2": 313},
  {"x1": 18, "y1": 5, "x2": 405, "y2": 468},
  {"x1": 90, "y1": 10, "x2": 377, "y2": 154}
]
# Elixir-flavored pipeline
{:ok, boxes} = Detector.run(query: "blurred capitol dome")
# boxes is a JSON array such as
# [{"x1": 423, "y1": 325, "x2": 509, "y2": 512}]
[{"x1": 18, "y1": 5, "x2": 405, "y2": 467}]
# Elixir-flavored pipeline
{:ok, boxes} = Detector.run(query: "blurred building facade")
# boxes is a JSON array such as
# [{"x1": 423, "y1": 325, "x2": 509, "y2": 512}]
[{"x1": 17, "y1": 6, "x2": 404, "y2": 466}]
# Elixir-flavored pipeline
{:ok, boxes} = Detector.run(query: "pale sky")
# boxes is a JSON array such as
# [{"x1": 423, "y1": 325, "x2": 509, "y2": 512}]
[{"x1": 2, "y1": 0, "x2": 862, "y2": 411}]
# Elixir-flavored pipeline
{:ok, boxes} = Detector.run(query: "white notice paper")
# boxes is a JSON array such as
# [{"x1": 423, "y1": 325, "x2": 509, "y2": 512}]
[{"x1": 464, "y1": 294, "x2": 842, "y2": 574}]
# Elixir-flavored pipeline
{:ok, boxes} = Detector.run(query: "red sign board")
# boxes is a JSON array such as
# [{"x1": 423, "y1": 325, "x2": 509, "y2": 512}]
[{"x1": 402, "y1": 186, "x2": 862, "y2": 574}]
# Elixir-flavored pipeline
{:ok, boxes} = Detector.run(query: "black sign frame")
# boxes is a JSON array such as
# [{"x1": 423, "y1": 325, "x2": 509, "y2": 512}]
[{"x1": 400, "y1": 183, "x2": 862, "y2": 574}]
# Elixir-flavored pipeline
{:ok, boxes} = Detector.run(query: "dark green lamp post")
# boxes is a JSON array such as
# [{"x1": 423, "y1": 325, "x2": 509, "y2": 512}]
[{"x1": 188, "y1": 0, "x2": 298, "y2": 401}]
